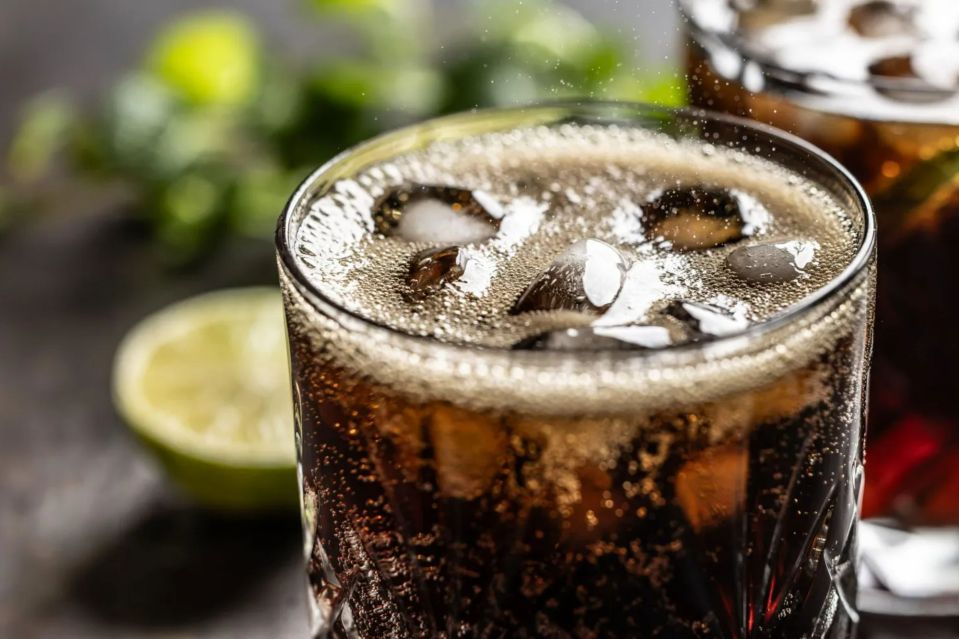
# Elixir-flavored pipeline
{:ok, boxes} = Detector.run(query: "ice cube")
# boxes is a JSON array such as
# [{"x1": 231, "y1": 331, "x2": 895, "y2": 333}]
[
  {"x1": 594, "y1": 325, "x2": 675, "y2": 349},
  {"x1": 664, "y1": 300, "x2": 750, "y2": 338},
  {"x1": 702, "y1": 366, "x2": 827, "y2": 436},
  {"x1": 726, "y1": 239, "x2": 818, "y2": 283},
  {"x1": 848, "y1": 1, "x2": 917, "y2": 38},
  {"x1": 405, "y1": 246, "x2": 466, "y2": 299},
  {"x1": 643, "y1": 187, "x2": 754, "y2": 251},
  {"x1": 373, "y1": 403, "x2": 428, "y2": 483},
  {"x1": 735, "y1": 0, "x2": 820, "y2": 32},
  {"x1": 373, "y1": 184, "x2": 502, "y2": 244},
  {"x1": 868, "y1": 53, "x2": 954, "y2": 102},
  {"x1": 675, "y1": 446, "x2": 748, "y2": 532},
  {"x1": 869, "y1": 54, "x2": 917, "y2": 80},
  {"x1": 511, "y1": 239, "x2": 627, "y2": 315},
  {"x1": 911, "y1": 40, "x2": 959, "y2": 91},
  {"x1": 595, "y1": 260, "x2": 681, "y2": 328},
  {"x1": 514, "y1": 327, "x2": 622, "y2": 351},
  {"x1": 513, "y1": 324, "x2": 674, "y2": 351},
  {"x1": 430, "y1": 405, "x2": 508, "y2": 500}
]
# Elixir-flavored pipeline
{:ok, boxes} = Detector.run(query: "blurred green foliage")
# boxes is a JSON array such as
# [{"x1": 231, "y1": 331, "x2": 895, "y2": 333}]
[
  {"x1": 148, "y1": 11, "x2": 261, "y2": 107},
  {"x1": 4, "y1": 0, "x2": 685, "y2": 264}
]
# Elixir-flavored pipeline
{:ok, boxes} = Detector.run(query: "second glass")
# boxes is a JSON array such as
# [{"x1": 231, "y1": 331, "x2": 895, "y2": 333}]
[{"x1": 681, "y1": 0, "x2": 959, "y2": 530}]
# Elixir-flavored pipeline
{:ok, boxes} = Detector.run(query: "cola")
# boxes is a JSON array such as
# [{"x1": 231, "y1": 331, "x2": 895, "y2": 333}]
[
  {"x1": 277, "y1": 104, "x2": 875, "y2": 638},
  {"x1": 682, "y1": 0, "x2": 959, "y2": 528}
]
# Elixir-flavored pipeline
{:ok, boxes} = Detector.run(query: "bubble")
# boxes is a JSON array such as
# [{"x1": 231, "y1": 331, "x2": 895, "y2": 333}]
[
  {"x1": 373, "y1": 184, "x2": 502, "y2": 244},
  {"x1": 511, "y1": 239, "x2": 627, "y2": 315}
]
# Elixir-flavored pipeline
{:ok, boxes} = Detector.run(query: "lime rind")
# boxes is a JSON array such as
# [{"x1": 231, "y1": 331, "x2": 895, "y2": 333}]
[{"x1": 112, "y1": 287, "x2": 297, "y2": 509}]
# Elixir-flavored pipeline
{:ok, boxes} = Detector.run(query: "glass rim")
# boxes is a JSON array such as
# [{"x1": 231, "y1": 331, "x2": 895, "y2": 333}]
[
  {"x1": 276, "y1": 99, "x2": 876, "y2": 366},
  {"x1": 678, "y1": 0, "x2": 959, "y2": 121}
]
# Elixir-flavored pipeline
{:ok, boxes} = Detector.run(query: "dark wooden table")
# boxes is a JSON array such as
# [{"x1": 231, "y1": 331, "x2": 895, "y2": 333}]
[
  {"x1": 0, "y1": 210, "x2": 309, "y2": 638},
  {"x1": 0, "y1": 1, "x2": 945, "y2": 637}
]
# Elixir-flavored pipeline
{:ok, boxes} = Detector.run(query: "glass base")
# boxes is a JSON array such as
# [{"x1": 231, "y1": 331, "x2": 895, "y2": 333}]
[{"x1": 859, "y1": 519, "x2": 959, "y2": 621}]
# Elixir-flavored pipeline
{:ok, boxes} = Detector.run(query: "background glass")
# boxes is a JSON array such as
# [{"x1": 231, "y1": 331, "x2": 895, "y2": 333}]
[{"x1": 680, "y1": 0, "x2": 959, "y2": 615}]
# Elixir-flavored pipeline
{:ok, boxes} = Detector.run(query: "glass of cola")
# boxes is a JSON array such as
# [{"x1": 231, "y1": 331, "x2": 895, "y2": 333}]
[{"x1": 276, "y1": 102, "x2": 876, "y2": 638}]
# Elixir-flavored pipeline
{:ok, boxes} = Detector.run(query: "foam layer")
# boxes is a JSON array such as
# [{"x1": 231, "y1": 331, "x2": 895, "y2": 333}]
[
  {"x1": 280, "y1": 119, "x2": 872, "y2": 414},
  {"x1": 291, "y1": 124, "x2": 859, "y2": 350}
]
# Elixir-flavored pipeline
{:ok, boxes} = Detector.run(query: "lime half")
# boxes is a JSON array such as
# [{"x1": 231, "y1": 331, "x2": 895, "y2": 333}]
[{"x1": 113, "y1": 287, "x2": 297, "y2": 511}]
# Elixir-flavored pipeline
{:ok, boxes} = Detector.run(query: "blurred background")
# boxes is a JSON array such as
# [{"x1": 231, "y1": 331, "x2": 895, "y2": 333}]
[
  {"x1": 0, "y1": 1, "x2": 950, "y2": 637},
  {"x1": 0, "y1": 1, "x2": 683, "y2": 637}
]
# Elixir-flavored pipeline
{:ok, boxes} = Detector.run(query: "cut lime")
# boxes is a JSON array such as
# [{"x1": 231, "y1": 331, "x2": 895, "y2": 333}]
[{"x1": 113, "y1": 287, "x2": 297, "y2": 511}]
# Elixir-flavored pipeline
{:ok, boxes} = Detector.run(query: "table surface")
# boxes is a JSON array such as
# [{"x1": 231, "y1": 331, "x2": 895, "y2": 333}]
[{"x1": 0, "y1": 1, "x2": 950, "y2": 637}]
